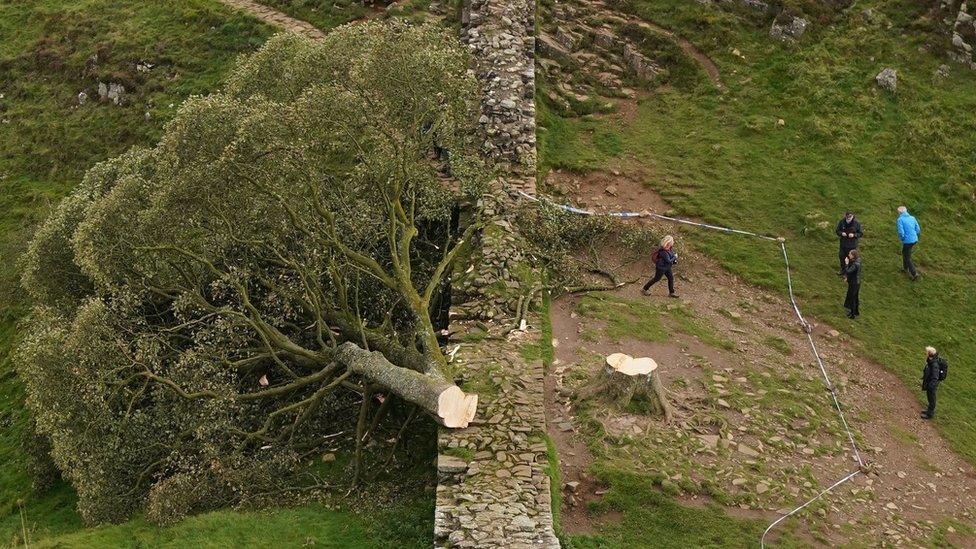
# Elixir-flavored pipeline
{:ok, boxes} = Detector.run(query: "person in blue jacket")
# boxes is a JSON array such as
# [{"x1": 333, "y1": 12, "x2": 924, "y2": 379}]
[
  {"x1": 642, "y1": 235, "x2": 679, "y2": 298},
  {"x1": 896, "y1": 206, "x2": 921, "y2": 280}
]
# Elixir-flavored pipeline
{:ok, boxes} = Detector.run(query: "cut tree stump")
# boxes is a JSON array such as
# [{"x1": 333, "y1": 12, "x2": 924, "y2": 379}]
[{"x1": 602, "y1": 352, "x2": 672, "y2": 421}]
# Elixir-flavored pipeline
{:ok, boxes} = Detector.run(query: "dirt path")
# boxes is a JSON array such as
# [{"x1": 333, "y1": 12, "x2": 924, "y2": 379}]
[{"x1": 544, "y1": 169, "x2": 976, "y2": 546}]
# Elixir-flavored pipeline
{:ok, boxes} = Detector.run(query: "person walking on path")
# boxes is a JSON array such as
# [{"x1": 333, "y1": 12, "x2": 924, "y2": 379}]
[
  {"x1": 643, "y1": 235, "x2": 679, "y2": 298},
  {"x1": 896, "y1": 206, "x2": 921, "y2": 280},
  {"x1": 921, "y1": 346, "x2": 946, "y2": 419},
  {"x1": 835, "y1": 211, "x2": 863, "y2": 275},
  {"x1": 842, "y1": 249, "x2": 861, "y2": 319}
]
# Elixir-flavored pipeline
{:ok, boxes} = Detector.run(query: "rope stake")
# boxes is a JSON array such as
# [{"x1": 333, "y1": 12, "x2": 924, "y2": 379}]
[{"x1": 517, "y1": 190, "x2": 866, "y2": 546}]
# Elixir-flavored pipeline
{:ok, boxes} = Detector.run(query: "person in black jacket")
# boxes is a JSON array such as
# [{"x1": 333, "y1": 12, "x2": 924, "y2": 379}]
[
  {"x1": 642, "y1": 235, "x2": 679, "y2": 298},
  {"x1": 836, "y1": 211, "x2": 863, "y2": 275},
  {"x1": 842, "y1": 249, "x2": 861, "y2": 319},
  {"x1": 921, "y1": 346, "x2": 943, "y2": 419}
]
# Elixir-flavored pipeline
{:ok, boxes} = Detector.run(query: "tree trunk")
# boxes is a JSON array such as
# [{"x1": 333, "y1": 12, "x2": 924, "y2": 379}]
[
  {"x1": 602, "y1": 353, "x2": 672, "y2": 421},
  {"x1": 335, "y1": 342, "x2": 477, "y2": 428}
]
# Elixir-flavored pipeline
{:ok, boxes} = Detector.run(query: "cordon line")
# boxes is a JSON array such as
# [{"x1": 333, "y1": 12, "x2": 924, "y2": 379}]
[{"x1": 515, "y1": 190, "x2": 866, "y2": 547}]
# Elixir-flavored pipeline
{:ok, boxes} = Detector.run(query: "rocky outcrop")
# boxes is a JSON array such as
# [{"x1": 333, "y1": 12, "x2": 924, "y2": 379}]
[
  {"x1": 770, "y1": 14, "x2": 809, "y2": 42},
  {"x1": 948, "y1": 1, "x2": 976, "y2": 68}
]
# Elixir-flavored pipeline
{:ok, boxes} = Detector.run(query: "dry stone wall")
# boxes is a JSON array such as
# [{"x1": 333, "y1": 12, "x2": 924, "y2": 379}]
[
  {"x1": 433, "y1": 331, "x2": 559, "y2": 548},
  {"x1": 435, "y1": 0, "x2": 560, "y2": 547},
  {"x1": 461, "y1": 0, "x2": 538, "y2": 192}
]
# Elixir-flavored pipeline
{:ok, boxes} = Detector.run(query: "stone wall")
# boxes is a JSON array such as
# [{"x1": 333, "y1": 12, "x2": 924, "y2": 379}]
[
  {"x1": 461, "y1": 0, "x2": 538, "y2": 192},
  {"x1": 433, "y1": 329, "x2": 559, "y2": 548},
  {"x1": 434, "y1": 0, "x2": 560, "y2": 546}
]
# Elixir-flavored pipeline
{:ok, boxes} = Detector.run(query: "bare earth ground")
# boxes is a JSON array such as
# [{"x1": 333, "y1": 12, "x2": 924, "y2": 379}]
[{"x1": 544, "y1": 169, "x2": 976, "y2": 546}]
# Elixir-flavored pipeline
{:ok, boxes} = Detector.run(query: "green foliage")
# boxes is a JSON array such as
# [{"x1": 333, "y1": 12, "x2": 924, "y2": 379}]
[
  {"x1": 17, "y1": 21, "x2": 482, "y2": 527},
  {"x1": 516, "y1": 202, "x2": 616, "y2": 286},
  {"x1": 0, "y1": 0, "x2": 274, "y2": 537}
]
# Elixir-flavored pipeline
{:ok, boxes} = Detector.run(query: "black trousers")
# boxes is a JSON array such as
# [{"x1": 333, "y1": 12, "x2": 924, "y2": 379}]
[
  {"x1": 844, "y1": 282, "x2": 860, "y2": 316},
  {"x1": 926, "y1": 385, "x2": 937, "y2": 416},
  {"x1": 839, "y1": 246, "x2": 856, "y2": 272},
  {"x1": 902, "y1": 243, "x2": 917, "y2": 276},
  {"x1": 643, "y1": 267, "x2": 674, "y2": 294}
]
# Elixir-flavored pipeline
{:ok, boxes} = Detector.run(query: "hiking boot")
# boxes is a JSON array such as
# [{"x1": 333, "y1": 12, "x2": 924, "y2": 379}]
[
  {"x1": 921, "y1": 413, "x2": 933, "y2": 420},
  {"x1": 642, "y1": 289, "x2": 652, "y2": 296},
  {"x1": 668, "y1": 293, "x2": 679, "y2": 299}
]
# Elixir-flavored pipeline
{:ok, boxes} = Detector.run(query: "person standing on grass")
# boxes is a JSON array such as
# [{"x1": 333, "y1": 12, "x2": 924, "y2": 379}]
[
  {"x1": 842, "y1": 249, "x2": 861, "y2": 319},
  {"x1": 835, "y1": 211, "x2": 863, "y2": 275},
  {"x1": 642, "y1": 235, "x2": 679, "y2": 298},
  {"x1": 921, "y1": 346, "x2": 946, "y2": 420},
  {"x1": 896, "y1": 206, "x2": 921, "y2": 280}
]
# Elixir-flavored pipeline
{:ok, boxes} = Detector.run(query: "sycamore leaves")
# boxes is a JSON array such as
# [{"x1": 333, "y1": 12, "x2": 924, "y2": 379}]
[{"x1": 18, "y1": 21, "x2": 484, "y2": 525}]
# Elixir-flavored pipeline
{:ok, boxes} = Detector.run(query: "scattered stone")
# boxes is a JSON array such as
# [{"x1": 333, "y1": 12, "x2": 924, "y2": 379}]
[
  {"x1": 564, "y1": 481, "x2": 580, "y2": 493},
  {"x1": 737, "y1": 443, "x2": 760, "y2": 458},
  {"x1": 875, "y1": 68, "x2": 898, "y2": 93},
  {"x1": 321, "y1": 452, "x2": 336, "y2": 463},
  {"x1": 756, "y1": 482, "x2": 770, "y2": 494},
  {"x1": 97, "y1": 82, "x2": 126, "y2": 105},
  {"x1": 699, "y1": 434, "x2": 720, "y2": 448},
  {"x1": 732, "y1": 478, "x2": 748, "y2": 486}
]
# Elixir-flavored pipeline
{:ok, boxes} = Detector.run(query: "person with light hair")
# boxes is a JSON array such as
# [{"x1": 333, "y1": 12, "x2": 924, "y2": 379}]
[
  {"x1": 642, "y1": 235, "x2": 679, "y2": 298},
  {"x1": 921, "y1": 346, "x2": 947, "y2": 420},
  {"x1": 896, "y1": 205, "x2": 921, "y2": 280}
]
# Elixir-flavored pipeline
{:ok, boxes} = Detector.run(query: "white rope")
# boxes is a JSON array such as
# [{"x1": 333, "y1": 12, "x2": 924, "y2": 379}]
[
  {"x1": 759, "y1": 470, "x2": 862, "y2": 549},
  {"x1": 781, "y1": 242, "x2": 864, "y2": 468},
  {"x1": 517, "y1": 190, "x2": 867, "y2": 546}
]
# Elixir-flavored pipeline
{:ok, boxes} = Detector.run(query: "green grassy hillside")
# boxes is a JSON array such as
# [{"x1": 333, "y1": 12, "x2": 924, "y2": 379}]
[
  {"x1": 540, "y1": 0, "x2": 976, "y2": 464},
  {"x1": 0, "y1": 1, "x2": 434, "y2": 547}
]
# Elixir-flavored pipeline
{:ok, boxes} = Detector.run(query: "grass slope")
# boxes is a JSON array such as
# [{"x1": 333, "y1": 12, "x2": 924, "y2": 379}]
[
  {"x1": 0, "y1": 2, "x2": 433, "y2": 546},
  {"x1": 539, "y1": 0, "x2": 976, "y2": 466}
]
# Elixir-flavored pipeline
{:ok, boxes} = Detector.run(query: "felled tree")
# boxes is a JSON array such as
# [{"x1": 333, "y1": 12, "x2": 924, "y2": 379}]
[{"x1": 17, "y1": 22, "x2": 486, "y2": 525}]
